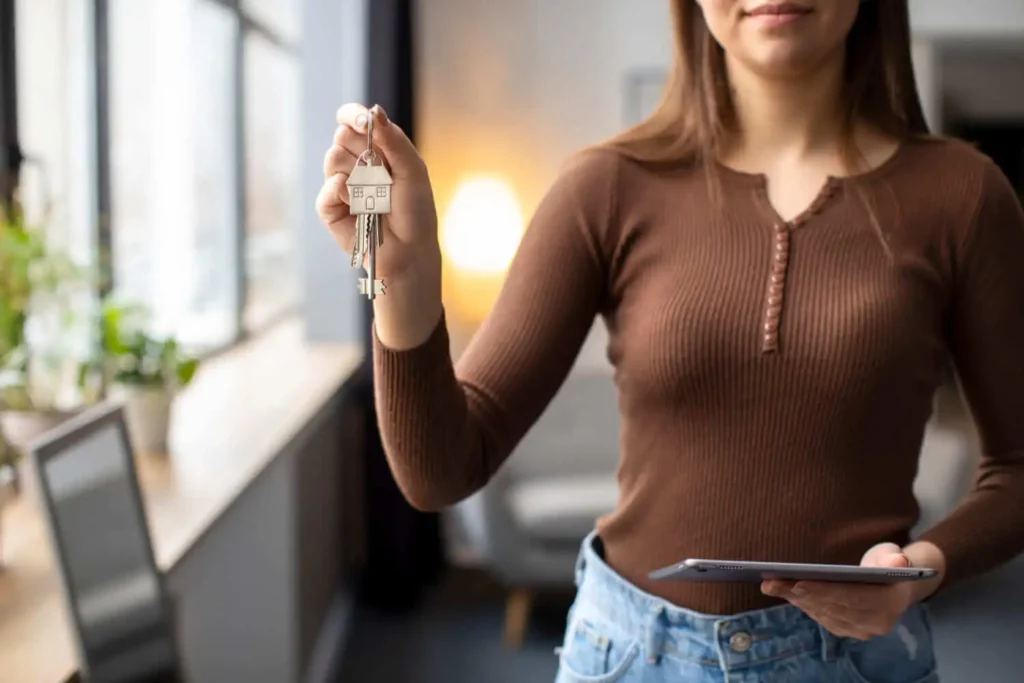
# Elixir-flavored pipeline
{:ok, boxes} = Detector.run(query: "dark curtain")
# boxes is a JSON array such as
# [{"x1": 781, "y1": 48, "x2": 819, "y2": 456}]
[{"x1": 357, "y1": 0, "x2": 444, "y2": 612}]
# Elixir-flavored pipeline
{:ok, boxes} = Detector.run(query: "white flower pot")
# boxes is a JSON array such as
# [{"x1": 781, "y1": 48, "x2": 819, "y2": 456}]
[{"x1": 119, "y1": 386, "x2": 175, "y2": 456}]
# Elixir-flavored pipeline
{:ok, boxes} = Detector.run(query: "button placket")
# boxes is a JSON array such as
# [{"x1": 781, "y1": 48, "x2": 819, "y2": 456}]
[{"x1": 762, "y1": 222, "x2": 791, "y2": 353}]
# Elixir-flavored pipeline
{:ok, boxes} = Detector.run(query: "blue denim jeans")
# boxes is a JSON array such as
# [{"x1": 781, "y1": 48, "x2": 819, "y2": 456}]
[{"x1": 555, "y1": 532, "x2": 939, "y2": 683}]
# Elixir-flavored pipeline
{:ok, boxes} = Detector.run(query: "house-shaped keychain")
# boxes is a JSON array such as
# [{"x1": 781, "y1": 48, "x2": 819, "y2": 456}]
[{"x1": 347, "y1": 164, "x2": 393, "y2": 215}]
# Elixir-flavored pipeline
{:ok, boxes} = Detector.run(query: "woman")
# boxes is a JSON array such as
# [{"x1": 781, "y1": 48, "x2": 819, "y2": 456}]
[{"x1": 317, "y1": 1, "x2": 1024, "y2": 680}]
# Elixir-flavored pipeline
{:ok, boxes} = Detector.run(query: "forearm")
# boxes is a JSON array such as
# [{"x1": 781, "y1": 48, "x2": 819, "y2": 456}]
[{"x1": 372, "y1": 304, "x2": 497, "y2": 511}]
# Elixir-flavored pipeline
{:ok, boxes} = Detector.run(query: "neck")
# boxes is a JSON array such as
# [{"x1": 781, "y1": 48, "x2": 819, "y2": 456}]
[{"x1": 723, "y1": 51, "x2": 847, "y2": 165}]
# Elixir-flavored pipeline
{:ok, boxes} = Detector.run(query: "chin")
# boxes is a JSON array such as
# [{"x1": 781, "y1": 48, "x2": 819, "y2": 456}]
[{"x1": 739, "y1": 44, "x2": 831, "y2": 79}]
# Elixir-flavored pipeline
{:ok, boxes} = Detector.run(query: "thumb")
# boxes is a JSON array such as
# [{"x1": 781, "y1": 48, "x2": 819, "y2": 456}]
[
  {"x1": 359, "y1": 105, "x2": 423, "y2": 179},
  {"x1": 861, "y1": 542, "x2": 909, "y2": 568}
]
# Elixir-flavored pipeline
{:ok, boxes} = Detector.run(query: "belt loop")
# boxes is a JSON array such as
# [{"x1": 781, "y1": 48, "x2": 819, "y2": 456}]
[
  {"x1": 645, "y1": 606, "x2": 666, "y2": 665},
  {"x1": 819, "y1": 624, "x2": 841, "y2": 663}
]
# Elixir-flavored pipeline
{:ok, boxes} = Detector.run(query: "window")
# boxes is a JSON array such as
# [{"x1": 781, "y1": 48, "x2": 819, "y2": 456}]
[
  {"x1": 13, "y1": 0, "x2": 98, "y2": 376},
  {"x1": 240, "y1": 0, "x2": 300, "y2": 45},
  {"x1": 108, "y1": 0, "x2": 241, "y2": 351},
  {"x1": 376, "y1": 186, "x2": 388, "y2": 198},
  {"x1": 12, "y1": 0, "x2": 306, "y2": 360},
  {"x1": 103, "y1": 0, "x2": 302, "y2": 349},
  {"x1": 243, "y1": 29, "x2": 301, "y2": 332}
]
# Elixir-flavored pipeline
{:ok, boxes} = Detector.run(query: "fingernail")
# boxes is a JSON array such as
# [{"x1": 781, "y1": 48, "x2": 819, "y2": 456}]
[
  {"x1": 371, "y1": 104, "x2": 389, "y2": 126},
  {"x1": 355, "y1": 113, "x2": 368, "y2": 131},
  {"x1": 791, "y1": 586, "x2": 806, "y2": 596}
]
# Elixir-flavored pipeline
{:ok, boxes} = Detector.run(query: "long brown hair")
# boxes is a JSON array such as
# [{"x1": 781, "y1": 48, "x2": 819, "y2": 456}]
[{"x1": 605, "y1": 0, "x2": 931, "y2": 170}]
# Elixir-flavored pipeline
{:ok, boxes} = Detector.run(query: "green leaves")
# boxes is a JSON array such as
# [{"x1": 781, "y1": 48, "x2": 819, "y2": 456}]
[
  {"x1": 0, "y1": 208, "x2": 93, "y2": 410},
  {"x1": 84, "y1": 299, "x2": 201, "y2": 392},
  {"x1": 176, "y1": 358, "x2": 199, "y2": 387}
]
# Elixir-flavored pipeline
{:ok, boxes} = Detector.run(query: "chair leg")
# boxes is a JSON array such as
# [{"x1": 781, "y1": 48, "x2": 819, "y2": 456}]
[{"x1": 503, "y1": 588, "x2": 534, "y2": 649}]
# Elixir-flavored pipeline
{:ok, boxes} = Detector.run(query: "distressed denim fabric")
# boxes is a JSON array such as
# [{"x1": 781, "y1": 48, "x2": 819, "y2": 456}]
[{"x1": 554, "y1": 532, "x2": 939, "y2": 683}]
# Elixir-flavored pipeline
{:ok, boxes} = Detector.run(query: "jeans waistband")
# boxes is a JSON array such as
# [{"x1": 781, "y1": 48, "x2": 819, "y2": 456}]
[{"x1": 573, "y1": 531, "x2": 843, "y2": 671}]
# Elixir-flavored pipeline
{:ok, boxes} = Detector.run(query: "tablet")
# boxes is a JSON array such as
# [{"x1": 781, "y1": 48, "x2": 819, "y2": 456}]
[{"x1": 649, "y1": 559, "x2": 939, "y2": 584}]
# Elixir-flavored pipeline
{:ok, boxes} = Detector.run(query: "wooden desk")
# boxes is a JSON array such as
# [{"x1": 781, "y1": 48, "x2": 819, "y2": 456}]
[{"x1": 0, "y1": 318, "x2": 362, "y2": 683}]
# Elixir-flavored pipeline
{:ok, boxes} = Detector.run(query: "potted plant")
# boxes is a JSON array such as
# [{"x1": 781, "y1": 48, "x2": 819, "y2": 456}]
[
  {"x1": 79, "y1": 300, "x2": 199, "y2": 455},
  {"x1": 0, "y1": 206, "x2": 88, "y2": 485}
]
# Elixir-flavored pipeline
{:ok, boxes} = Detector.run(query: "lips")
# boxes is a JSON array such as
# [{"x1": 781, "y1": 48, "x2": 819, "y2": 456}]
[{"x1": 745, "y1": 2, "x2": 813, "y2": 17}]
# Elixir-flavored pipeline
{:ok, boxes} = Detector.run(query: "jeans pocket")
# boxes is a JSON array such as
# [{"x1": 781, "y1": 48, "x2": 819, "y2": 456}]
[
  {"x1": 556, "y1": 616, "x2": 640, "y2": 683},
  {"x1": 840, "y1": 606, "x2": 939, "y2": 683}
]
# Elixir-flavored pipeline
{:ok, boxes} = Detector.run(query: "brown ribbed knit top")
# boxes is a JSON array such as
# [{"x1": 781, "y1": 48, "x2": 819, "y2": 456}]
[{"x1": 374, "y1": 137, "x2": 1024, "y2": 614}]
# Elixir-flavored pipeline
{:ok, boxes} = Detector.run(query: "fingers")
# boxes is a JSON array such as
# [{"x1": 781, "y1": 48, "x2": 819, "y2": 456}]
[
  {"x1": 336, "y1": 102, "x2": 372, "y2": 130},
  {"x1": 762, "y1": 580, "x2": 899, "y2": 641},
  {"x1": 316, "y1": 173, "x2": 361, "y2": 255},
  {"x1": 324, "y1": 143, "x2": 358, "y2": 179},
  {"x1": 335, "y1": 103, "x2": 424, "y2": 178},
  {"x1": 317, "y1": 173, "x2": 351, "y2": 228},
  {"x1": 861, "y1": 542, "x2": 905, "y2": 566},
  {"x1": 323, "y1": 213, "x2": 358, "y2": 254}
]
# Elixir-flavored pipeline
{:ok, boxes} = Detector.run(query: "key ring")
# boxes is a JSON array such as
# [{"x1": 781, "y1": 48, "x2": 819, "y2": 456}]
[
  {"x1": 356, "y1": 148, "x2": 381, "y2": 167},
  {"x1": 356, "y1": 112, "x2": 380, "y2": 166}
]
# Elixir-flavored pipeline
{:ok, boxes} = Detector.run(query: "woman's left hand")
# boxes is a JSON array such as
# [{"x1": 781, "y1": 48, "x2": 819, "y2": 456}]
[{"x1": 761, "y1": 543, "x2": 915, "y2": 641}]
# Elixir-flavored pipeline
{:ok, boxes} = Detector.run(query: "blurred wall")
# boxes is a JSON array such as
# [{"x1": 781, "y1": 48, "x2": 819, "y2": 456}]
[
  {"x1": 414, "y1": 0, "x2": 672, "y2": 255},
  {"x1": 941, "y1": 48, "x2": 1024, "y2": 121},
  {"x1": 909, "y1": 0, "x2": 1024, "y2": 39}
]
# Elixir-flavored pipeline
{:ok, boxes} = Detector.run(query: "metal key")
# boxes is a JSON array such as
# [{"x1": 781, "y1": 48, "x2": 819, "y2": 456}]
[
  {"x1": 350, "y1": 215, "x2": 368, "y2": 268},
  {"x1": 346, "y1": 110, "x2": 392, "y2": 301},
  {"x1": 357, "y1": 215, "x2": 386, "y2": 299}
]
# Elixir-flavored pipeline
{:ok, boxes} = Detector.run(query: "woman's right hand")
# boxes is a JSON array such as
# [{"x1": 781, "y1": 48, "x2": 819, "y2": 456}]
[
  {"x1": 317, "y1": 103, "x2": 444, "y2": 349},
  {"x1": 316, "y1": 103, "x2": 441, "y2": 286}
]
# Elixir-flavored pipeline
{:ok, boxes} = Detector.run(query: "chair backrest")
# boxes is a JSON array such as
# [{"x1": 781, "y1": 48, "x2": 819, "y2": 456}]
[
  {"x1": 508, "y1": 370, "x2": 621, "y2": 481},
  {"x1": 31, "y1": 402, "x2": 182, "y2": 683}
]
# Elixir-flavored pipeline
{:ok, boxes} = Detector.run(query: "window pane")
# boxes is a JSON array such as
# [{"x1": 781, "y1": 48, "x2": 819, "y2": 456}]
[
  {"x1": 242, "y1": 33, "x2": 301, "y2": 332},
  {"x1": 241, "y1": 0, "x2": 300, "y2": 44},
  {"x1": 108, "y1": 0, "x2": 240, "y2": 351},
  {"x1": 14, "y1": 0, "x2": 97, "y2": 407}
]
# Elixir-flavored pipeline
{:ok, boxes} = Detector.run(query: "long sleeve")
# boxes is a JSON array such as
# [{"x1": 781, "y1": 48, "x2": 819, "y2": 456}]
[
  {"x1": 373, "y1": 151, "x2": 619, "y2": 511},
  {"x1": 919, "y1": 160, "x2": 1024, "y2": 585}
]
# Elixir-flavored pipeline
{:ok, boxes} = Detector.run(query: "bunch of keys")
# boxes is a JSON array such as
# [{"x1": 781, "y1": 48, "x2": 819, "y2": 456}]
[{"x1": 346, "y1": 109, "x2": 393, "y2": 300}]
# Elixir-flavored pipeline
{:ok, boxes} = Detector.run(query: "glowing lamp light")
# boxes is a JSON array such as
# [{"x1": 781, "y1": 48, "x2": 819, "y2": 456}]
[
  {"x1": 441, "y1": 178, "x2": 524, "y2": 275},
  {"x1": 439, "y1": 177, "x2": 525, "y2": 324}
]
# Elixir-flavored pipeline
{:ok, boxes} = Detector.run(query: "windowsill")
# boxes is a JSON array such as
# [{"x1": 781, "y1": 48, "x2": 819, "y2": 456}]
[{"x1": 0, "y1": 315, "x2": 363, "y2": 683}]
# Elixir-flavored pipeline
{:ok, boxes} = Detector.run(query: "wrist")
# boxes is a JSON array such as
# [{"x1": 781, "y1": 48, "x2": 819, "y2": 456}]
[
  {"x1": 373, "y1": 250, "x2": 444, "y2": 351},
  {"x1": 902, "y1": 540, "x2": 947, "y2": 603}
]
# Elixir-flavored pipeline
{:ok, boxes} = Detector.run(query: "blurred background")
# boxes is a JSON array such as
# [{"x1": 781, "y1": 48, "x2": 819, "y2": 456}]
[{"x1": 0, "y1": 1, "x2": 1022, "y2": 682}]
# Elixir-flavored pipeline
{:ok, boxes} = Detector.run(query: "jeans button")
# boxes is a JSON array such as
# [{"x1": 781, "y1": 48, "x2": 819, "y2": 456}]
[{"x1": 729, "y1": 631, "x2": 752, "y2": 653}]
